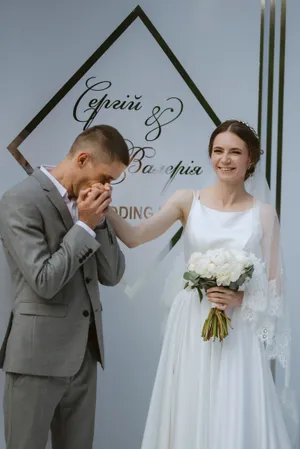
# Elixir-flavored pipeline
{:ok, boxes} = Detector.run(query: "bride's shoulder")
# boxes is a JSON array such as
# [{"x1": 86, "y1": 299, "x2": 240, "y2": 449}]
[
  {"x1": 168, "y1": 189, "x2": 194, "y2": 203},
  {"x1": 166, "y1": 190, "x2": 194, "y2": 216}
]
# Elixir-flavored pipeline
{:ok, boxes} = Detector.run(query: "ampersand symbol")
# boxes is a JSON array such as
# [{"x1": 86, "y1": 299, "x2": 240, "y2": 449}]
[{"x1": 144, "y1": 97, "x2": 184, "y2": 142}]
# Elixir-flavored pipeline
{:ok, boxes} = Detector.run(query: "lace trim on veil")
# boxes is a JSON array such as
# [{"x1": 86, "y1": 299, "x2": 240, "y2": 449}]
[{"x1": 242, "y1": 261, "x2": 298, "y2": 447}]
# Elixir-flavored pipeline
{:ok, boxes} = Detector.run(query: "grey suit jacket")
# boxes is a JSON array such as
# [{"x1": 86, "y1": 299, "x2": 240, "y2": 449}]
[{"x1": 0, "y1": 169, "x2": 125, "y2": 376}]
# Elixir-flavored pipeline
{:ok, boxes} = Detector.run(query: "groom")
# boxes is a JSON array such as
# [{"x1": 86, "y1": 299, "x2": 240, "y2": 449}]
[{"x1": 0, "y1": 125, "x2": 129, "y2": 449}]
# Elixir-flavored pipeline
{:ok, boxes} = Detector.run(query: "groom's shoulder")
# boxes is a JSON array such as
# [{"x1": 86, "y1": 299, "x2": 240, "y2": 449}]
[{"x1": 0, "y1": 172, "x2": 41, "y2": 204}]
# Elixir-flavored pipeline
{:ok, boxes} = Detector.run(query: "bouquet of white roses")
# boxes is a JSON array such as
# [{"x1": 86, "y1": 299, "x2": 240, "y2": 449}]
[{"x1": 183, "y1": 248, "x2": 255, "y2": 342}]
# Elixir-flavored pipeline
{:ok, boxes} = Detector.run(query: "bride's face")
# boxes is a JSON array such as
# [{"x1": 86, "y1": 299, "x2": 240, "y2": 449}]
[{"x1": 211, "y1": 131, "x2": 251, "y2": 183}]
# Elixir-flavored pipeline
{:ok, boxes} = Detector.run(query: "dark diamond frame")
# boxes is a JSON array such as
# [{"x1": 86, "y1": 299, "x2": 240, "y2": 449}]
[{"x1": 6, "y1": 4, "x2": 220, "y2": 176}]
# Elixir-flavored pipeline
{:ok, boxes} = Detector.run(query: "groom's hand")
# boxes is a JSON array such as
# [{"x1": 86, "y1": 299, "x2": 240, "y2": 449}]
[
  {"x1": 90, "y1": 183, "x2": 112, "y2": 217},
  {"x1": 78, "y1": 187, "x2": 112, "y2": 229},
  {"x1": 88, "y1": 183, "x2": 112, "y2": 225}
]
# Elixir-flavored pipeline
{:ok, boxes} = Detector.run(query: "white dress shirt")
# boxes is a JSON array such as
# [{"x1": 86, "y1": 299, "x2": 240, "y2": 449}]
[{"x1": 40, "y1": 165, "x2": 96, "y2": 238}]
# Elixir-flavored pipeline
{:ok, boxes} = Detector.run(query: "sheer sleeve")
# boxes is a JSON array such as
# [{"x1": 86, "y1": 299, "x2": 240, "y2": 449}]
[{"x1": 242, "y1": 203, "x2": 298, "y2": 446}]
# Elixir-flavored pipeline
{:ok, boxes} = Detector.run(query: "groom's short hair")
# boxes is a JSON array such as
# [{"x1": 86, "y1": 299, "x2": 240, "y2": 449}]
[{"x1": 69, "y1": 125, "x2": 130, "y2": 166}]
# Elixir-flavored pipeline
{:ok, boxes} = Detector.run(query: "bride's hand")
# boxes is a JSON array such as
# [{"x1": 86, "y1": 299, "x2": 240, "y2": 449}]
[
  {"x1": 206, "y1": 287, "x2": 244, "y2": 310},
  {"x1": 90, "y1": 182, "x2": 111, "y2": 194}
]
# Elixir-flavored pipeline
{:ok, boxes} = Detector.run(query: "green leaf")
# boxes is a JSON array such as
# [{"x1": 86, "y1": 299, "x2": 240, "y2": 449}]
[
  {"x1": 183, "y1": 272, "x2": 192, "y2": 281},
  {"x1": 229, "y1": 281, "x2": 239, "y2": 291},
  {"x1": 196, "y1": 286, "x2": 203, "y2": 302},
  {"x1": 183, "y1": 271, "x2": 199, "y2": 282}
]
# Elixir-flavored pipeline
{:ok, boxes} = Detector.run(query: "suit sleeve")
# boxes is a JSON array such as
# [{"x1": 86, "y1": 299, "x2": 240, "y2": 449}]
[
  {"x1": 0, "y1": 193, "x2": 100, "y2": 299},
  {"x1": 94, "y1": 219, "x2": 125, "y2": 286}
]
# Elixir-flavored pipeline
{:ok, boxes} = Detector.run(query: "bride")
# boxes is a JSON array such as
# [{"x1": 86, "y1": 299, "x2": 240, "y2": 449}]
[{"x1": 102, "y1": 120, "x2": 297, "y2": 448}]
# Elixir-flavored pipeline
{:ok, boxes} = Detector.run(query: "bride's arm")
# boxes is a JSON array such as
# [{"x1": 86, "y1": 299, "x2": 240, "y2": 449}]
[{"x1": 107, "y1": 190, "x2": 192, "y2": 248}]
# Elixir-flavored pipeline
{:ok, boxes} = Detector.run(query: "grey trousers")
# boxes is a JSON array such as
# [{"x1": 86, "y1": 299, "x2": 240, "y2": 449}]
[{"x1": 3, "y1": 343, "x2": 97, "y2": 449}]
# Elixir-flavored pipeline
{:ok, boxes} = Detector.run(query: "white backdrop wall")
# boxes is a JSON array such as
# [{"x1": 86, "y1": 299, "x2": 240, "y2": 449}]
[
  {"x1": 0, "y1": 1, "x2": 298, "y2": 448},
  {"x1": 282, "y1": 0, "x2": 300, "y2": 434}
]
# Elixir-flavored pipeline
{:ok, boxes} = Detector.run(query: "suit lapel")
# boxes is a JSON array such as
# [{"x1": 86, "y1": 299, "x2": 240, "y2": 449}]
[
  {"x1": 46, "y1": 188, "x2": 74, "y2": 230},
  {"x1": 32, "y1": 169, "x2": 74, "y2": 231}
]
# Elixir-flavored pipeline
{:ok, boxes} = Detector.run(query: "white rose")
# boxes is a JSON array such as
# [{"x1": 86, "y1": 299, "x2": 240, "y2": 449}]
[
  {"x1": 194, "y1": 260, "x2": 209, "y2": 276},
  {"x1": 233, "y1": 251, "x2": 249, "y2": 267},
  {"x1": 207, "y1": 262, "x2": 217, "y2": 275},
  {"x1": 188, "y1": 263, "x2": 196, "y2": 272},
  {"x1": 229, "y1": 265, "x2": 242, "y2": 283},
  {"x1": 189, "y1": 252, "x2": 203, "y2": 264},
  {"x1": 215, "y1": 262, "x2": 230, "y2": 277},
  {"x1": 216, "y1": 259, "x2": 240, "y2": 285},
  {"x1": 216, "y1": 273, "x2": 231, "y2": 286},
  {"x1": 202, "y1": 268, "x2": 214, "y2": 279},
  {"x1": 213, "y1": 252, "x2": 227, "y2": 266}
]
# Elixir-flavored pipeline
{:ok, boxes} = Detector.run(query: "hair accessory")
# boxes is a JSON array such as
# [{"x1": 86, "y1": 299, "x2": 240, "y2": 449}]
[{"x1": 237, "y1": 121, "x2": 259, "y2": 139}]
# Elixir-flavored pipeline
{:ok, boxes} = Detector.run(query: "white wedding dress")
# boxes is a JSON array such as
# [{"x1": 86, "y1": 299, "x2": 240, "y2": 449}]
[{"x1": 140, "y1": 195, "x2": 293, "y2": 449}]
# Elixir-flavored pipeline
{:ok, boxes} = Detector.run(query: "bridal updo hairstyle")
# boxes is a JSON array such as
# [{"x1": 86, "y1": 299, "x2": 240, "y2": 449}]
[{"x1": 208, "y1": 120, "x2": 262, "y2": 180}]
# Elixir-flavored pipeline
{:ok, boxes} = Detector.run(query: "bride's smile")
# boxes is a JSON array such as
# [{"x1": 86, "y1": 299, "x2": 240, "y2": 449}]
[{"x1": 211, "y1": 131, "x2": 252, "y2": 184}]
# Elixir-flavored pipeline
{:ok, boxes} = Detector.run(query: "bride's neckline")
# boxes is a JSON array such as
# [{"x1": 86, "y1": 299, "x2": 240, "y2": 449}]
[{"x1": 198, "y1": 199, "x2": 254, "y2": 214}]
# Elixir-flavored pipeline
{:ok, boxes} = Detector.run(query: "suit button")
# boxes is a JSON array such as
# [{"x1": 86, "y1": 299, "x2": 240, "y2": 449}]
[
  {"x1": 88, "y1": 249, "x2": 93, "y2": 255},
  {"x1": 85, "y1": 277, "x2": 92, "y2": 284},
  {"x1": 79, "y1": 258, "x2": 83, "y2": 263},
  {"x1": 83, "y1": 310, "x2": 89, "y2": 317}
]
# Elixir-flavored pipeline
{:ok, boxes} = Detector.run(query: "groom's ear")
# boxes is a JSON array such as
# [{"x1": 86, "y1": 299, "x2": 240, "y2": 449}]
[{"x1": 76, "y1": 152, "x2": 92, "y2": 168}]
